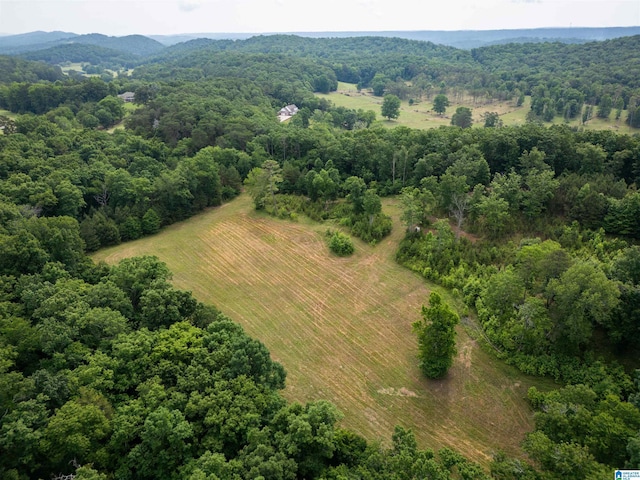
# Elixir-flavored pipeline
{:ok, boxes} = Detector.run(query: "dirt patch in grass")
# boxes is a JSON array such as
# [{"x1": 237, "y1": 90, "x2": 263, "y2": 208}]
[{"x1": 94, "y1": 194, "x2": 553, "y2": 465}]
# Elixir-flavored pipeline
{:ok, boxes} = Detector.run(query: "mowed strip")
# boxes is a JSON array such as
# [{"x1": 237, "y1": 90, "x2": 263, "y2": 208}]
[{"x1": 93, "y1": 194, "x2": 545, "y2": 464}]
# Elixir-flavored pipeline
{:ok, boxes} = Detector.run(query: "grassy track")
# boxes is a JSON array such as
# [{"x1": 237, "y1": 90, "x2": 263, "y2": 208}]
[
  {"x1": 319, "y1": 83, "x2": 637, "y2": 134},
  {"x1": 94, "y1": 194, "x2": 554, "y2": 464}
]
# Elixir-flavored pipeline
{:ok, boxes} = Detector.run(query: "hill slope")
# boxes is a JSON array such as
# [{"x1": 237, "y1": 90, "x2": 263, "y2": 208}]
[
  {"x1": 93, "y1": 193, "x2": 554, "y2": 464},
  {"x1": 0, "y1": 32, "x2": 164, "y2": 56}
]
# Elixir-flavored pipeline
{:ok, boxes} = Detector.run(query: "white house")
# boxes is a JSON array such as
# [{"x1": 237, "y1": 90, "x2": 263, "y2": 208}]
[{"x1": 278, "y1": 104, "x2": 299, "y2": 122}]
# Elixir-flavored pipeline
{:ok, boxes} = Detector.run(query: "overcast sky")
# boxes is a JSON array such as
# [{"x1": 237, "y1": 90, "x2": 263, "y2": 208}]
[{"x1": 1, "y1": 0, "x2": 639, "y2": 36}]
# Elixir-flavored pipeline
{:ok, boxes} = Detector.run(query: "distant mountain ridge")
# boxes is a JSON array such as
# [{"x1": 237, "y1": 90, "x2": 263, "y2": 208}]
[
  {"x1": 0, "y1": 30, "x2": 77, "y2": 47},
  {"x1": 149, "y1": 26, "x2": 640, "y2": 49},
  {"x1": 19, "y1": 43, "x2": 139, "y2": 67},
  {"x1": 1, "y1": 26, "x2": 639, "y2": 67},
  {"x1": 0, "y1": 32, "x2": 164, "y2": 56}
]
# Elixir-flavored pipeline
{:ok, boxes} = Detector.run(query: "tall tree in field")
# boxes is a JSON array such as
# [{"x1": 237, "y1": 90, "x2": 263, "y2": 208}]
[
  {"x1": 432, "y1": 94, "x2": 449, "y2": 115},
  {"x1": 413, "y1": 292, "x2": 459, "y2": 378},
  {"x1": 451, "y1": 107, "x2": 473, "y2": 128},
  {"x1": 381, "y1": 94, "x2": 401, "y2": 120},
  {"x1": 596, "y1": 94, "x2": 613, "y2": 119}
]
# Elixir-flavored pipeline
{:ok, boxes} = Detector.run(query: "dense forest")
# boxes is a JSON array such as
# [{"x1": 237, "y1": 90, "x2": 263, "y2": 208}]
[
  {"x1": 1, "y1": 31, "x2": 640, "y2": 479},
  {"x1": 3, "y1": 32, "x2": 640, "y2": 126}
]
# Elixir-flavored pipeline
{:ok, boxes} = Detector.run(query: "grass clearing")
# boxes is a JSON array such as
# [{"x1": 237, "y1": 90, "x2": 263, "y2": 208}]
[
  {"x1": 0, "y1": 109, "x2": 18, "y2": 120},
  {"x1": 59, "y1": 62, "x2": 86, "y2": 74},
  {"x1": 317, "y1": 83, "x2": 530, "y2": 130},
  {"x1": 93, "y1": 194, "x2": 555, "y2": 465},
  {"x1": 319, "y1": 84, "x2": 638, "y2": 134}
]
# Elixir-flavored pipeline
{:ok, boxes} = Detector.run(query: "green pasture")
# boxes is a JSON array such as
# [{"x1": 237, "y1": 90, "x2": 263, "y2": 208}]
[
  {"x1": 93, "y1": 193, "x2": 555, "y2": 465},
  {"x1": 318, "y1": 83, "x2": 637, "y2": 134}
]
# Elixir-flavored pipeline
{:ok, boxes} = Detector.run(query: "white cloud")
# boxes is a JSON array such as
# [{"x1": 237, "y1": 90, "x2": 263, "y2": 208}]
[{"x1": 178, "y1": 0, "x2": 205, "y2": 12}]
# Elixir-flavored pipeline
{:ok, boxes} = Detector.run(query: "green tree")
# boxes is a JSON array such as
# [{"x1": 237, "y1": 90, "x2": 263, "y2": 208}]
[
  {"x1": 141, "y1": 208, "x2": 161, "y2": 235},
  {"x1": 413, "y1": 292, "x2": 459, "y2": 379},
  {"x1": 381, "y1": 94, "x2": 401, "y2": 120},
  {"x1": 432, "y1": 94, "x2": 449, "y2": 115},
  {"x1": 614, "y1": 97, "x2": 624, "y2": 120},
  {"x1": 546, "y1": 260, "x2": 620, "y2": 352},
  {"x1": 362, "y1": 188, "x2": 381, "y2": 227},
  {"x1": 522, "y1": 169, "x2": 559, "y2": 219},
  {"x1": 370, "y1": 73, "x2": 388, "y2": 96},
  {"x1": 596, "y1": 94, "x2": 612, "y2": 119},
  {"x1": 451, "y1": 106, "x2": 473, "y2": 128},
  {"x1": 178, "y1": 146, "x2": 223, "y2": 210},
  {"x1": 344, "y1": 176, "x2": 367, "y2": 215},
  {"x1": 481, "y1": 111, "x2": 503, "y2": 128},
  {"x1": 313, "y1": 168, "x2": 339, "y2": 210},
  {"x1": 123, "y1": 407, "x2": 194, "y2": 480},
  {"x1": 41, "y1": 392, "x2": 112, "y2": 472},
  {"x1": 244, "y1": 160, "x2": 283, "y2": 211},
  {"x1": 445, "y1": 145, "x2": 490, "y2": 187},
  {"x1": 477, "y1": 193, "x2": 510, "y2": 239},
  {"x1": 400, "y1": 186, "x2": 434, "y2": 230}
]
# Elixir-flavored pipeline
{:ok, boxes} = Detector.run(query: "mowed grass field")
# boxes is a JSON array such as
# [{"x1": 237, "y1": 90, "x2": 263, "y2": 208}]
[
  {"x1": 318, "y1": 82, "x2": 637, "y2": 134},
  {"x1": 93, "y1": 194, "x2": 555, "y2": 464},
  {"x1": 316, "y1": 82, "x2": 532, "y2": 130}
]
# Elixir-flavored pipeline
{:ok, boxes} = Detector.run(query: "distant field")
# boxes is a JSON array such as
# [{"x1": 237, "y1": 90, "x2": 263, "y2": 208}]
[
  {"x1": 59, "y1": 62, "x2": 127, "y2": 78},
  {"x1": 317, "y1": 83, "x2": 531, "y2": 130},
  {"x1": 59, "y1": 62, "x2": 86, "y2": 74},
  {"x1": 0, "y1": 109, "x2": 18, "y2": 119},
  {"x1": 93, "y1": 194, "x2": 555, "y2": 465},
  {"x1": 319, "y1": 83, "x2": 637, "y2": 134}
]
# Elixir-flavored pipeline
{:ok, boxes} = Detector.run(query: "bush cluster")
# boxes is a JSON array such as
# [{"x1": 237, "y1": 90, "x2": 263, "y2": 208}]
[{"x1": 328, "y1": 230, "x2": 355, "y2": 256}]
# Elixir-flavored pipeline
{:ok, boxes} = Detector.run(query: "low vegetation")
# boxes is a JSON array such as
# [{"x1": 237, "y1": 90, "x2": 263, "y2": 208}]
[{"x1": 327, "y1": 229, "x2": 354, "y2": 256}]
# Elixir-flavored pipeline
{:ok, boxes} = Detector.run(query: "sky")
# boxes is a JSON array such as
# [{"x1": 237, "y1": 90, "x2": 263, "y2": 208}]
[{"x1": 0, "y1": 0, "x2": 639, "y2": 36}]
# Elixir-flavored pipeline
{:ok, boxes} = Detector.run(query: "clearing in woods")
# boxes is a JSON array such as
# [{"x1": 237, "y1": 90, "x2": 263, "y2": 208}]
[
  {"x1": 93, "y1": 194, "x2": 555, "y2": 465},
  {"x1": 317, "y1": 82, "x2": 636, "y2": 134}
]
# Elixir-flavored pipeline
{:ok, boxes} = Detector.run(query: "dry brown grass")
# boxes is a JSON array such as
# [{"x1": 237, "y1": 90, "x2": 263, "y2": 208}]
[{"x1": 94, "y1": 194, "x2": 553, "y2": 465}]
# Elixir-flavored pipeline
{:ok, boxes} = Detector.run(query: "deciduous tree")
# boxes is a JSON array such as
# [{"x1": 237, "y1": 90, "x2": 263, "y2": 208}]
[
  {"x1": 413, "y1": 292, "x2": 458, "y2": 379},
  {"x1": 432, "y1": 94, "x2": 449, "y2": 115},
  {"x1": 381, "y1": 94, "x2": 401, "y2": 120},
  {"x1": 451, "y1": 107, "x2": 473, "y2": 128}
]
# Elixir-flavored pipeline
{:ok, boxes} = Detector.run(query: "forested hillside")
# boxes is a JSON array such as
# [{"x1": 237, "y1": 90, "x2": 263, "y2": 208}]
[
  {"x1": 0, "y1": 33, "x2": 164, "y2": 56},
  {"x1": 0, "y1": 56, "x2": 64, "y2": 83},
  {"x1": 1, "y1": 31, "x2": 640, "y2": 479},
  {"x1": 20, "y1": 44, "x2": 139, "y2": 69}
]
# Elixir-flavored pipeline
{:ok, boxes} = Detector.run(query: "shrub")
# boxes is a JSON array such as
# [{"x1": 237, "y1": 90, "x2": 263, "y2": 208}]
[{"x1": 328, "y1": 231, "x2": 354, "y2": 256}]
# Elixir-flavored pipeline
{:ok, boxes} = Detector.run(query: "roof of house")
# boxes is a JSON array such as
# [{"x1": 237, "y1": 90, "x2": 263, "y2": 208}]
[{"x1": 278, "y1": 104, "x2": 299, "y2": 116}]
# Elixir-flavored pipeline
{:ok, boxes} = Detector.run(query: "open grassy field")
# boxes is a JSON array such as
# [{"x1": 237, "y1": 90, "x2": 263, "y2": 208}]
[
  {"x1": 319, "y1": 83, "x2": 637, "y2": 134},
  {"x1": 317, "y1": 82, "x2": 532, "y2": 130},
  {"x1": 93, "y1": 194, "x2": 555, "y2": 465},
  {"x1": 0, "y1": 109, "x2": 18, "y2": 119},
  {"x1": 59, "y1": 62, "x2": 86, "y2": 74}
]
